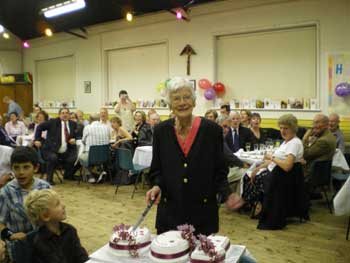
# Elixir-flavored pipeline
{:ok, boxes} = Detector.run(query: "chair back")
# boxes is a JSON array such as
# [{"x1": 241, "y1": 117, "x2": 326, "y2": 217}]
[
  {"x1": 88, "y1": 144, "x2": 110, "y2": 165},
  {"x1": 117, "y1": 148, "x2": 135, "y2": 171},
  {"x1": 311, "y1": 160, "x2": 332, "y2": 187}
]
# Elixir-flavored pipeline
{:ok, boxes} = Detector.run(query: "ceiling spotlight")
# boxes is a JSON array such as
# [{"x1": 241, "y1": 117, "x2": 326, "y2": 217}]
[
  {"x1": 176, "y1": 11, "x2": 182, "y2": 20},
  {"x1": 0, "y1": 25, "x2": 4, "y2": 33},
  {"x1": 126, "y1": 12, "x2": 133, "y2": 22},
  {"x1": 3, "y1": 32, "x2": 10, "y2": 39},
  {"x1": 23, "y1": 41, "x2": 30, "y2": 48},
  {"x1": 45, "y1": 28, "x2": 53, "y2": 37},
  {"x1": 42, "y1": 0, "x2": 86, "y2": 18}
]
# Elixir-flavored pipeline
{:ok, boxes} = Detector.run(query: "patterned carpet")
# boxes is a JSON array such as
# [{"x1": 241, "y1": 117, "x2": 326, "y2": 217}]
[{"x1": 53, "y1": 181, "x2": 349, "y2": 263}]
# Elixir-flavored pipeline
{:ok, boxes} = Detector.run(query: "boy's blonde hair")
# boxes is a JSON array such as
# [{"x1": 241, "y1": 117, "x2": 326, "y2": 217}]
[{"x1": 24, "y1": 189, "x2": 59, "y2": 225}]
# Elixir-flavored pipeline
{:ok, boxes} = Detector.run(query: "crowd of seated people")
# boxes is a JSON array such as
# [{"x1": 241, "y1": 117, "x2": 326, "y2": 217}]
[{"x1": 0, "y1": 97, "x2": 348, "y2": 231}]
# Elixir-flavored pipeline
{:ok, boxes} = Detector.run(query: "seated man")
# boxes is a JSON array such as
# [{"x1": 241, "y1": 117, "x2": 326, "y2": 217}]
[
  {"x1": 302, "y1": 114, "x2": 336, "y2": 182},
  {"x1": 79, "y1": 114, "x2": 111, "y2": 183},
  {"x1": 225, "y1": 111, "x2": 254, "y2": 153},
  {"x1": 34, "y1": 107, "x2": 78, "y2": 185},
  {"x1": 329, "y1": 113, "x2": 345, "y2": 153}
]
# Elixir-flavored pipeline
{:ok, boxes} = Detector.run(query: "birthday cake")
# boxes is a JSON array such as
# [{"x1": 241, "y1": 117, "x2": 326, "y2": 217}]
[
  {"x1": 108, "y1": 224, "x2": 151, "y2": 257},
  {"x1": 149, "y1": 225, "x2": 197, "y2": 263},
  {"x1": 190, "y1": 234, "x2": 231, "y2": 263}
]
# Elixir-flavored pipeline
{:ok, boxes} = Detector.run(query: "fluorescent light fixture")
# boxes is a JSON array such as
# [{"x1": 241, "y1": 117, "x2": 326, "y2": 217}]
[
  {"x1": 42, "y1": 0, "x2": 86, "y2": 18},
  {"x1": 0, "y1": 25, "x2": 4, "y2": 33}
]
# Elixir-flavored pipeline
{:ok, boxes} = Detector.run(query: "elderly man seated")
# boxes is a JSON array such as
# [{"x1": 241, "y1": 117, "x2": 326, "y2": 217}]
[
  {"x1": 302, "y1": 114, "x2": 336, "y2": 182},
  {"x1": 217, "y1": 115, "x2": 247, "y2": 194},
  {"x1": 79, "y1": 114, "x2": 111, "y2": 183},
  {"x1": 225, "y1": 111, "x2": 254, "y2": 153},
  {"x1": 329, "y1": 113, "x2": 345, "y2": 153}
]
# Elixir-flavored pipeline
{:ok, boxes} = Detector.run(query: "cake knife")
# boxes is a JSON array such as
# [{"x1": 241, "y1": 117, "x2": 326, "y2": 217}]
[{"x1": 130, "y1": 198, "x2": 156, "y2": 232}]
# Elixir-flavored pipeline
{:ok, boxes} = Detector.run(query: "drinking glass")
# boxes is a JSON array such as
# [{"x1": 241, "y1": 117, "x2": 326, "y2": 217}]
[
  {"x1": 253, "y1": 144, "x2": 259, "y2": 151},
  {"x1": 245, "y1": 143, "x2": 251, "y2": 152}
]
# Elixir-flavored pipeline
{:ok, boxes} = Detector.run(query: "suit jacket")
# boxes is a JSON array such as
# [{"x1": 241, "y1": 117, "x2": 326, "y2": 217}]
[
  {"x1": 150, "y1": 117, "x2": 231, "y2": 235},
  {"x1": 0, "y1": 127, "x2": 13, "y2": 146},
  {"x1": 225, "y1": 125, "x2": 254, "y2": 152},
  {"x1": 35, "y1": 118, "x2": 77, "y2": 154},
  {"x1": 302, "y1": 129, "x2": 336, "y2": 178},
  {"x1": 137, "y1": 122, "x2": 153, "y2": 147}
]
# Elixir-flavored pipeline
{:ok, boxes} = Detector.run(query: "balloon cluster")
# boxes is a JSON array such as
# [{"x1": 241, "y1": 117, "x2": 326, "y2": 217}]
[
  {"x1": 198, "y1": 78, "x2": 226, "y2": 100},
  {"x1": 335, "y1": 82, "x2": 350, "y2": 97}
]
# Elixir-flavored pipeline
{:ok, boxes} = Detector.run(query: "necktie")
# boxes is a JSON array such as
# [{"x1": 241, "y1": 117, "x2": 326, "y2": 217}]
[
  {"x1": 233, "y1": 129, "x2": 240, "y2": 152},
  {"x1": 64, "y1": 121, "x2": 70, "y2": 142}
]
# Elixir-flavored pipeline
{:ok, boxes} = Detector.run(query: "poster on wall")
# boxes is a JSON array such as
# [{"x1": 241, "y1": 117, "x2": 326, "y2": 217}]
[{"x1": 328, "y1": 53, "x2": 350, "y2": 116}]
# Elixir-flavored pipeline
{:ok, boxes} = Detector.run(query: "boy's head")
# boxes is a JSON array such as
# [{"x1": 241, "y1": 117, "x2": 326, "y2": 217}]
[
  {"x1": 11, "y1": 147, "x2": 39, "y2": 189},
  {"x1": 25, "y1": 189, "x2": 66, "y2": 226}
]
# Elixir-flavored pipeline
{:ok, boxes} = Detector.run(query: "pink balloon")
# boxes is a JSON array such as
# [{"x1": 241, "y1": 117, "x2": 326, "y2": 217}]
[
  {"x1": 204, "y1": 88, "x2": 216, "y2": 100},
  {"x1": 198, "y1": 78, "x2": 212, "y2": 90}
]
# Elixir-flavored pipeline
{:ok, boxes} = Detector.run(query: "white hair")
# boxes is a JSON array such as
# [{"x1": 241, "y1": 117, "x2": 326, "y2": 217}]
[
  {"x1": 165, "y1": 77, "x2": 196, "y2": 106},
  {"x1": 229, "y1": 111, "x2": 241, "y2": 119}
]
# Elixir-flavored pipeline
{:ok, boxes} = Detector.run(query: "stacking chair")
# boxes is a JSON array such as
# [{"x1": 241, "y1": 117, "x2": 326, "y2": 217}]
[
  {"x1": 115, "y1": 148, "x2": 150, "y2": 199},
  {"x1": 310, "y1": 160, "x2": 333, "y2": 213},
  {"x1": 78, "y1": 144, "x2": 112, "y2": 184}
]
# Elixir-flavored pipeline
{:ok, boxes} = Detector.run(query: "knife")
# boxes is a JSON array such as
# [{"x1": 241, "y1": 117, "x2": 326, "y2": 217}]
[{"x1": 130, "y1": 198, "x2": 156, "y2": 232}]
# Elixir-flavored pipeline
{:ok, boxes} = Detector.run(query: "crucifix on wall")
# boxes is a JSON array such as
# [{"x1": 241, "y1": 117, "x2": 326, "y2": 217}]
[{"x1": 180, "y1": 44, "x2": 196, "y2": 76}]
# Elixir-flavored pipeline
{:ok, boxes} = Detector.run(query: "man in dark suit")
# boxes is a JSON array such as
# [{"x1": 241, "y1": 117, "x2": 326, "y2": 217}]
[
  {"x1": 34, "y1": 107, "x2": 77, "y2": 185},
  {"x1": 0, "y1": 116, "x2": 15, "y2": 147},
  {"x1": 225, "y1": 111, "x2": 254, "y2": 153}
]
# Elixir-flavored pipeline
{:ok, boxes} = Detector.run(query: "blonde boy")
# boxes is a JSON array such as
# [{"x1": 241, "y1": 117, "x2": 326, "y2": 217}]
[{"x1": 24, "y1": 189, "x2": 88, "y2": 263}]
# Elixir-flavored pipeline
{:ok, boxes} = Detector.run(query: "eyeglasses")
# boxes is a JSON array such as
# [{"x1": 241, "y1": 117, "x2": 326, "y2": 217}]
[{"x1": 171, "y1": 95, "x2": 192, "y2": 103}]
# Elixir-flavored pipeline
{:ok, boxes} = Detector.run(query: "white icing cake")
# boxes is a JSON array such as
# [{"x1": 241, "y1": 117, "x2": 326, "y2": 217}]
[
  {"x1": 108, "y1": 225, "x2": 151, "y2": 257},
  {"x1": 149, "y1": 231, "x2": 190, "y2": 263},
  {"x1": 190, "y1": 235, "x2": 230, "y2": 263}
]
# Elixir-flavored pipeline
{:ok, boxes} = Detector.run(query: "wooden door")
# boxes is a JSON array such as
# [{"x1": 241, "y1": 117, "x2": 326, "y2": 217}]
[
  {"x1": 0, "y1": 84, "x2": 16, "y2": 117},
  {"x1": 15, "y1": 84, "x2": 33, "y2": 116}
]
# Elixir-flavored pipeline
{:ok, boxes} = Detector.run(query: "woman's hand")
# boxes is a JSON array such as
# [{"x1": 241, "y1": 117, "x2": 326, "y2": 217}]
[
  {"x1": 146, "y1": 186, "x2": 161, "y2": 205},
  {"x1": 264, "y1": 154, "x2": 273, "y2": 161},
  {"x1": 225, "y1": 193, "x2": 244, "y2": 210}
]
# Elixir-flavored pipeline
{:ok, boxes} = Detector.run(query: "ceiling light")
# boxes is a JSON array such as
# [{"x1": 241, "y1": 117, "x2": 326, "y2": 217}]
[
  {"x1": 45, "y1": 28, "x2": 53, "y2": 37},
  {"x1": 176, "y1": 11, "x2": 182, "y2": 20},
  {"x1": 42, "y1": 0, "x2": 86, "y2": 18},
  {"x1": 23, "y1": 41, "x2": 30, "y2": 48},
  {"x1": 0, "y1": 25, "x2": 4, "y2": 34},
  {"x1": 126, "y1": 12, "x2": 133, "y2": 22},
  {"x1": 3, "y1": 32, "x2": 10, "y2": 39}
]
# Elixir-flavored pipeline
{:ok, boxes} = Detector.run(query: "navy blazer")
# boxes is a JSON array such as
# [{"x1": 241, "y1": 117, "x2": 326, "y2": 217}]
[
  {"x1": 34, "y1": 118, "x2": 77, "y2": 153},
  {"x1": 150, "y1": 117, "x2": 231, "y2": 235},
  {"x1": 225, "y1": 125, "x2": 254, "y2": 152}
]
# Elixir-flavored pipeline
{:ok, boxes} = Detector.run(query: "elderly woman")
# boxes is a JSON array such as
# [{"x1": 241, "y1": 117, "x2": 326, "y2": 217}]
[
  {"x1": 240, "y1": 109, "x2": 252, "y2": 128},
  {"x1": 146, "y1": 77, "x2": 242, "y2": 235},
  {"x1": 5, "y1": 112, "x2": 26, "y2": 141},
  {"x1": 242, "y1": 114, "x2": 305, "y2": 229},
  {"x1": 204, "y1": 109, "x2": 218, "y2": 122}
]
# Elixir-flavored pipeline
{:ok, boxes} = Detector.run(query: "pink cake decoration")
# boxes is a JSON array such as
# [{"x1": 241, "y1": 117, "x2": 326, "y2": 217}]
[
  {"x1": 109, "y1": 224, "x2": 151, "y2": 257},
  {"x1": 177, "y1": 224, "x2": 197, "y2": 253}
]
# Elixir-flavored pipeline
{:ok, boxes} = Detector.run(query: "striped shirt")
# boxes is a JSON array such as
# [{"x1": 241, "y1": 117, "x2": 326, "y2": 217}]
[
  {"x1": 0, "y1": 178, "x2": 51, "y2": 233},
  {"x1": 82, "y1": 121, "x2": 111, "y2": 152}
]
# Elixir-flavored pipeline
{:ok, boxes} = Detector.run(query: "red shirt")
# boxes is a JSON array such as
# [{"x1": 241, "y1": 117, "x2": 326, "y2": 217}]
[{"x1": 175, "y1": 116, "x2": 201, "y2": 157}]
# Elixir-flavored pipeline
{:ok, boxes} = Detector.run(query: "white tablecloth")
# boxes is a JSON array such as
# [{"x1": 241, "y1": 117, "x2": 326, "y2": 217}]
[
  {"x1": 133, "y1": 146, "x2": 153, "y2": 167},
  {"x1": 334, "y1": 176, "x2": 350, "y2": 216},
  {"x1": 0, "y1": 145, "x2": 14, "y2": 177},
  {"x1": 16, "y1": 134, "x2": 34, "y2": 146},
  {"x1": 86, "y1": 243, "x2": 250, "y2": 263},
  {"x1": 332, "y1": 149, "x2": 349, "y2": 171},
  {"x1": 234, "y1": 150, "x2": 264, "y2": 165},
  {"x1": 75, "y1": 140, "x2": 84, "y2": 165}
]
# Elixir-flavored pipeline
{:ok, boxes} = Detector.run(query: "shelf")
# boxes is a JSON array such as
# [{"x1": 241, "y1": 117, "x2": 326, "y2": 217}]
[{"x1": 212, "y1": 108, "x2": 321, "y2": 112}]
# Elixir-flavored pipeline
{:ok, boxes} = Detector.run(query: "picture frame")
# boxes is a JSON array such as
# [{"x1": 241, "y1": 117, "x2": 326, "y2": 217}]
[
  {"x1": 189, "y1": 79, "x2": 196, "y2": 91},
  {"x1": 84, "y1": 81, "x2": 91, "y2": 93}
]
